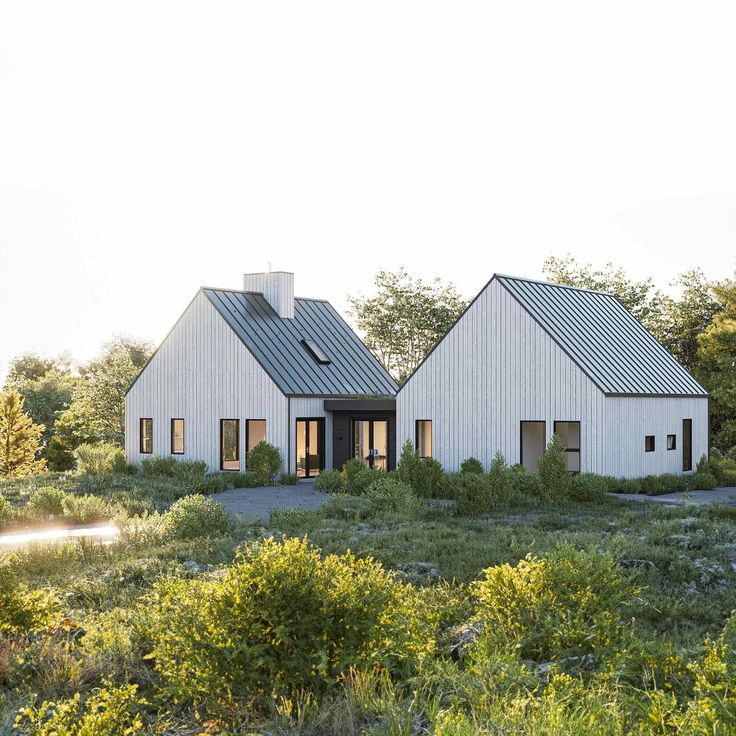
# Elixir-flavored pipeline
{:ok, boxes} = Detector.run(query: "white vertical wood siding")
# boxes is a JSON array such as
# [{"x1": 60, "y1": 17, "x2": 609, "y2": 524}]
[
  {"x1": 397, "y1": 279, "x2": 606, "y2": 473},
  {"x1": 604, "y1": 396, "x2": 709, "y2": 478},
  {"x1": 288, "y1": 398, "x2": 333, "y2": 474},
  {"x1": 125, "y1": 292, "x2": 288, "y2": 472}
]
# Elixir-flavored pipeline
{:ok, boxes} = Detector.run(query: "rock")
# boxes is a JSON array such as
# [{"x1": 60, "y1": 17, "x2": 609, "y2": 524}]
[
  {"x1": 619, "y1": 558, "x2": 656, "y2": 571},
  {"x1": 396, "y1": 561, "x2": 440, "y2": 583},
  {"x1": 182, "y1": 560, "x2": 204, "y2": 573},
  {"x1": 445, "y1": 621, "x2": 485, "y2": 661}
]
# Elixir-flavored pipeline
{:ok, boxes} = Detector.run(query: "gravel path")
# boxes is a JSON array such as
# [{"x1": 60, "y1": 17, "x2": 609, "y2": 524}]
[
  {"x1": 212, "y1": 481, "x2": 327, "y2": 522},
  {"x1": 608, "y1": 486, "x2": 736, "y2": 506}
]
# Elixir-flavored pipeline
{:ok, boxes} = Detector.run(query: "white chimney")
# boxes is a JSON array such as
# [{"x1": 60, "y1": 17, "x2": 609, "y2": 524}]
[{"x1": 242, "y1": 271, "x2": 294, "y2": 319}]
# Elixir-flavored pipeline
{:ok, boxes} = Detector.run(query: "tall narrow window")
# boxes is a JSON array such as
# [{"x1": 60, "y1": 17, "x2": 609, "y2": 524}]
[
  {"x1": 140, "y1": 418, "x2": 153, "y2": 454},
  {"x1": 554, "y1": 421, "x2": 581, "y2": 473},
  {"x1": 246, "y1": 420, "x2": 266, "y2": 455},
  {"x1": 520, "y1": 421, "x2": 545, "y2": 472},
  {"x1": 220, "y1": 419, "x2": 240, "y2": 471},
  {"x1": 682, "y1": 419, "x2": 692, "y2": 471},
  {"x1": 645, "y1": 435, "x2": 655, "y2": 452},
  {"x1": 171, "y1": 419, "x2": 184, "y2": 454},
  {"x1": 415, "y1": 420, "x2": 432, "y2": 459}
]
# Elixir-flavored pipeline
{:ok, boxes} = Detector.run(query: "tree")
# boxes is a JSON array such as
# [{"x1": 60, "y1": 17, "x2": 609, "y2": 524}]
[
  {"x1": 348, "y1": 268, "x2": 467, "y2": 383},
  {"x1": 0, "y1": 388, "x2": 46, "y2": 477},
  {"x1": 6, "y1": 353, "x2": 59, "y2": 383},
  {"x1": 697, "y1": 276, "x2": 736, "y2": 450},
  {"x1": 44, "y1": 406, "x2": 96, "y2": 471},
  {"x1": 73, "y1": 335, "x2": 154, "y2": 446}
]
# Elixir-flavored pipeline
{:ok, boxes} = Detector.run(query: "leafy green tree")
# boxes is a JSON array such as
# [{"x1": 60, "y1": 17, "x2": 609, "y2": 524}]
[
  {"x1": 697, "y1": 276, "x2": 736, "y2": 450},
  {"x1": 44, "y1": 406, "x2": 96, "y2": 471},
  {"x1": 6, "y1": 352, "x2": 59, "y2": 383},
  {"x1": 73, "y1": 336, "x2": 153, "y2": 446},
  {"x1": 348, "y1": 268, "x2": 467, "y2": 383},
  {"x1": 0, "y1": 388, "x2": 46, "y2": 477}
]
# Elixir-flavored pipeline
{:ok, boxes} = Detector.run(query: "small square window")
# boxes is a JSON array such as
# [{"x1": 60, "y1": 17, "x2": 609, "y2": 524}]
[
  {"x1": 667, "y1": 434, "x2": 676, "y2": 450},
  {"x1": 645, "y1": 435, "x2": 655, "y2": 453}
]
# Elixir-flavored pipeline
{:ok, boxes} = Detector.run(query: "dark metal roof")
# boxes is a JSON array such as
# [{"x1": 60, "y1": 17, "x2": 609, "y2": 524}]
[
  {"x1": 202, "y1": 288, "x2": 398, "y2": 397},
  {"x1": 497, "y1": 275, "x2": 708, "y2": 397}
]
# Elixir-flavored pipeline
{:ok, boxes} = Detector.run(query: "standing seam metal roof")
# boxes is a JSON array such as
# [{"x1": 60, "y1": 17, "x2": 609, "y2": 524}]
[
  {"x1": 497, "y1": 275, "x2": 707, "y2": 397},
  {"x1": 202, "y1": 288, "x2": 398, "y2": 397}
]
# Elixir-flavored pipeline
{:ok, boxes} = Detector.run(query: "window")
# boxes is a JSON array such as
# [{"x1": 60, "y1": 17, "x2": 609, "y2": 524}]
[
  {"x1": 220, "y1": 419, "x2": 240, "y2": 470},
  {"x1": 171, "y1": 419, "x2": 184, "y2": 454},
  {"x1": 667, "y1": 434, "x2": 676, "y2": 451},
  {"x1": 554, "y1": 421, "x2": 581, "y2": 473},
  {"x1": 246, "y1": 419, "x2": 267, "y2": 455},
  {"x1": 415, "y1": 420, "x2": 432, "y2": 459},
  {"x1": 520, "y1": 421, "x2": 545, "y2": 472},
  {"x1": 682, "y1": 419, "x2": 692, "y2": 471},
  {"x1": 302, "y1": 339, "x2": 331, "y2": 365},
  {"x1": 140, "y1": 418, "x2": 153, "y2": 454},
  {"x1": 645, "y1": 435, "x2": 655, "y2": 452}
]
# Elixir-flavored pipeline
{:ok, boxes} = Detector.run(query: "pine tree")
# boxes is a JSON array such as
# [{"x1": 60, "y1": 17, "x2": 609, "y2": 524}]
[{"x1": 0, "y1": 388, "x2": 47, "y2": 477}]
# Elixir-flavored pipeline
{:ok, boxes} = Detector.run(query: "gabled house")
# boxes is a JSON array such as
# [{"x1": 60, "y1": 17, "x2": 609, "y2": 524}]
[
  {"x1": 397, "y1": 274, "x2": 709, "y2": 477},
  {"x1": 125, "y1": 272, "x2": 398, "y2": 476}
]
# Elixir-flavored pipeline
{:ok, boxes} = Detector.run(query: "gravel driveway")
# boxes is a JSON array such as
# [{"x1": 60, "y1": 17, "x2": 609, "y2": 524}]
[{"x1": 211, "y1": 481, "x2": 327, "y2": 522}]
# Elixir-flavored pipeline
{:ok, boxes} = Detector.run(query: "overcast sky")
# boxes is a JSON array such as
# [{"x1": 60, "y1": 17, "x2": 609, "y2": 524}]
[{"x1": 1, "y1": 1, "x2": 735, "y2": 379}]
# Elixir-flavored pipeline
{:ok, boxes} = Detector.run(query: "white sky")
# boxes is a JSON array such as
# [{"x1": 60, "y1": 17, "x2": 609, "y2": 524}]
[{"x1": 1, "y1": 2, "x2": 735, "y2": 380}]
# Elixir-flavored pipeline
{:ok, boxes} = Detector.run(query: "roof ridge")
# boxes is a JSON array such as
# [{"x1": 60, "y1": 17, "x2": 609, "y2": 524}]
[
  {"x1": 201, "y1": 286, "x2": 264, "y2": 296},
  {"x1": 494, "y1": 273, "x2": 615, "y2": 297}
]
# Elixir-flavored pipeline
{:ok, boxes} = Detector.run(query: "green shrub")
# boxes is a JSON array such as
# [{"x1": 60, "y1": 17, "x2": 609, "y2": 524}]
[
  {"x1": 450, "y1": 473, "x2": 492, "y2": 517},
  {"x1": 0, "y1": 493, "x2": 13, "y2": 527},
  {"x1": 569, "y1": 473, "x2": 610, "y2": 502},
  {"x1": 61, "y1": 494, "x2": 112, "y2": 524},
  {"x1": 641, "y1": 475, "x2": 662, "y2": 495},
  {"x1": 149, "y1": 536, "x2": 433, "y2": 709},
  {"x1": 279, "y1": 472, "x2": 299, "y2": 485},
  {"x1": 341, "y1": 458, "x2": 365, "y2": 489},
  {"x1": 163, "y1": 494, "x2": 233, "y2": 540},
  {"x1": 0, "y1": 567, "x2": 60, "y2": 634},
  {"x1": 365, "y1": 476, "x2": 420, "y2": 513},
  {"x1": 690, "y1": 471, "x2": 718, "y2": 491},
  {"x1": 141, "y1": 455, "x2": 178, "y2": 477},
  {"x1": 73, "y1": 443, "x2": 125, "y2": 475},
  {"x1": 460, "y1": 457, "x2": 484, "y2": 474},
  {"x1": 172, "y1": 460, "x2": 208, "y2": 484},
  {"x1": 15, "y1": 682, "x2": 146, "y2": 736},
  {"x1": 656, "y1": 473, "x2": 687, "y2": 494},
  {"x1": 350, "y1": 467, "x2": 384, "y2": 495},
  {"x1": 508, "y1": 464, "x2": 543, "y2": 500},
  {"x1": 487, "y1": 451, "x2": 513, "y2": 507},
  {"x1": 396, "y1": 440, "x2": 443, "y2": 497},
  {"x1": 27, "y1": 486, "x2": 67, "y2": 518},
  {"x1": 470, "y1": 544, "x2": 633, "y2": 662},
  {"x1": 537, "y1": 434, "x2": 570, "y2": 503},
  {"x1": 315, "y1": 468, "x2": 345, "y2": 493},
  {"x1": 619, "y1": 477, "x2": 642, "y2": 494},
  {"x1": 190, "y1": 473, "x2": 231, "y2": 494},
  {"x1": 246, "y1": 441, "x2": 282, "y2": 484}
]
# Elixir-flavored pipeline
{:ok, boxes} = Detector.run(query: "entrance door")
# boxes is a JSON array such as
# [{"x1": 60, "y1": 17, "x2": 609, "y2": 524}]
[
  {"x1": 296, "y1": 418, "x2": 324, "y2": 478},
  {"x1": 353, "y1": 419, "x2": 388, "y2": 470},
  {"x1": 682, "y1": 418, "x2": 693, "y2": 471}
]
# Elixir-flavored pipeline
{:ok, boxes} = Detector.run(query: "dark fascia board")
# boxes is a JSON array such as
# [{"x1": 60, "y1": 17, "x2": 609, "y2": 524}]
[
  {"x1": 324, "y1": 398, "x2": 396, "y2": 412},
  {"x1": 604, "y1": 392, "x2": 709, "y2": 399}
]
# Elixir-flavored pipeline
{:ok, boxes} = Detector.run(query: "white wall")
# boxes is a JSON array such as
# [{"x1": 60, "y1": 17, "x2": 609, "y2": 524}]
[
  {"x1": 125, "y1": 291, "x2": 288, "y2": 472},
  {"x1": 603, "y1": 396, "x2": 709, "y2": 478},
  {"x1": 397, "y1": 279, "x2": 607, "y2": 472}
]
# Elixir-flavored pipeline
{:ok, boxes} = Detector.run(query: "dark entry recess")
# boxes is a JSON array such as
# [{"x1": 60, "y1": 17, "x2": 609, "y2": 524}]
[{"x1": 296, "y1": 418, "x2": 325, "y2": 478}]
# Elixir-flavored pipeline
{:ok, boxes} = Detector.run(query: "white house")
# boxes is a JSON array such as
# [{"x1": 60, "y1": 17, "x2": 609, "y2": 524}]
[
  {"x1": 397, "y1": 274, "x2": 709, "y2": 477},
  {"x1": 125, "y1": 272, "x2": 398, "y2": 476}
]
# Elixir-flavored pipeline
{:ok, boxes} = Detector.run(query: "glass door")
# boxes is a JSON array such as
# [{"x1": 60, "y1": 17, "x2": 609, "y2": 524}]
[
  {"x1": 352, "y1": 419, "x2": 388, "y2": 470},
  {"x1": 296, "y1": 418, "x2": 323, "y2": 478}
]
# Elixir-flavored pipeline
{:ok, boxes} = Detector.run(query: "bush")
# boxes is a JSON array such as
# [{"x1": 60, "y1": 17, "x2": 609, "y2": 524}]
[
  {"x1": 569, "y1": 473, "x2": 610, "y2": 502},
  {"x1": 172, "y1": 460, "x2": 208, "y2": 484},
  {"x1": 341, "y1": 458, "x2": 365, "y2": 489},
  {"x1": 61, "y1": 494, "x2": 112, "y2": 524},
  {"x1": 487, "y1": 451, "x2": 513, "y2": 507},
  {"x1": 449, "y1": 473, "x2": 492, "y2": 517},
  {"x1": 508, "y1": 464, "x2": 543, "y2": 500},
  {"x1": 73, "y1": 443, "x2": 125, "y2": 475},
  {"x1": 470, "y1": 544, "x2": 634, "y2": 661},
  {"x1": 141, "y1": 455, "x2": 177, "y2": 477},
  {"x1": 279, "y1": 472, "x2": 299, "y2": 485},
  {"x1": 148, "y1": 537, "x2": 433, "y2": 709},
  {"x1": 690, "y1": 471, "x2": 718, "y2": 491},
  {"x1": 15, "y1": 682, "x2": 146, "y2": 736},
  {"x1": 460, "y1": 457, "x2": 484, "y2": 474},
  {"x1": 537, "y1": 434, "x2": 570, "y2": 503},
  {"x1": 246, "y1": 441, "x2": 282, "y2": 484},
  {"x1": 0, "y1": 493, "x2": 13, "y2": 527},
  {"x1": 619, "y1": 477, "x2": 642, "y2": 494},
  {"x1": 190, "y1": 473, "x2": 231, "y2": 494},
  {"x1": 0, "y1": 567, "x2": 60, "y2": 634},
  {"x1": 315, "y1": 468, "x2": 345, "y2": 493},
  {"x1": 350, "y1": 467, "x2": 384, "y2": 495},
  {"x1": 396, "y1": 440, "x2": 444, "y2": 497},
  {"x1": 163, "y1": 494, "x2": 233, "y2": 540},
  {"x1": 27, "y1": 486, "x2": 67, "y2": 518},
  {"x1": 641, "y1": 475, "x2": 662, "y2": 495},
  {"x1": 365, "y1": 476, "x2": 420, "y2": 513}
]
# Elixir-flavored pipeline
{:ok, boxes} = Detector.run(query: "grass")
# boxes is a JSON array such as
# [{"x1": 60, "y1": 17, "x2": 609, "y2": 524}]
[{"x1": 4, "y1": 471, "x2": 736, "y2": 733}]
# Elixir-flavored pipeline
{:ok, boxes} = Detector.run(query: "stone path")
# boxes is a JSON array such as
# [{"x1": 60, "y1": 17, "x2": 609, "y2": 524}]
[{"x1": 212, "y1": 481, "x2": 327, "y2": 522}]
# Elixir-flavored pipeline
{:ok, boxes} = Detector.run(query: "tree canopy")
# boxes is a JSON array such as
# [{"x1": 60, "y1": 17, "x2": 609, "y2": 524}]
[{"x1": 0, "y1": 388, "x2": 46, "y2": 477}]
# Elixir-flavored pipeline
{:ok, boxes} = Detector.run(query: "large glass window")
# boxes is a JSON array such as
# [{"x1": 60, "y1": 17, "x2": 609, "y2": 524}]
[
  {"x1": 171, "y1": 419, "x2": 184, "y2": 454},
  {"x1": 140, "y1": 418, "x2": 153, "y2": 454},
  {"x1": 353, "y1": 419, "x2": 388, "y2": 470},
  {"x1": 520, "y1": 421, "x2": 545, "y2": 472},
  {"x1": 296, "y1": 418, "x2": 323, "y2": 477},
  {"x1": 554, "y1": 421, "x2": 580, "y2": 473},
  {"x1": 220, "y1": 419, "x2": 240, "y2": 471},
  {"x1": 416, "y1": 420, "x2": 432, "y2": 459},
  {"x1": 246, "y1": 420, "x2": 267, "y2": 454}
]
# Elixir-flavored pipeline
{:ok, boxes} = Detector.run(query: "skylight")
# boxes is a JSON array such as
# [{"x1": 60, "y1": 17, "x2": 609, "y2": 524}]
[{"x1": 302, "y1": 339, "x2": 331, "y2": 365}]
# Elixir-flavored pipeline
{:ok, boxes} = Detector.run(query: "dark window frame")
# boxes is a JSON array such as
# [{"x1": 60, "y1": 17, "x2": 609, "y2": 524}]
[
  {"x1": 667, "y1": 434, "x2": 676, "y2": 451},
  {"x1": 415, "y1": 419, "x2": 432, "y2": 459},
  {"x1": 140, "y1": 418, "x2": 153, "y2": 454},
  {"x1": 682, "y1": 419, "x2": 693, "y2": 471},
  {"x1": 645, "y1": 435, "x2": 655, "y2": 453},
  {"x1": 170, "y1": 418, "x2": 185, "y2": 455},
  {"x1": 301, "y1": 339, "x2": 331, "y2": 365},
  {"x1": 295, "y1": 417, "x2": 325, "y2": 477},
  {"x1": 520, "y1": 420, "x2": 546, "y2": 470},
  {"x1": 245, "y1": 419, "x2": 267, "y2": 458},
  {"x1": 220, "y1": 418, "x2": 240, "y2": 471},
  {"x1": 553, "y1": 420, "x2": 581, "y2": 474},
  {"x1": 351, "y1": 417, "x2": 390, "y2": 469}
]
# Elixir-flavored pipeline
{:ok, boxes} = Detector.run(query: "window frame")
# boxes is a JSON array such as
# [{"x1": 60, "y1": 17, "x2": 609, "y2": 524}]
[
  {"x1": 553, "y1": 420, "x2": 581, "y2": 474},
  {"x1": 245, "y1": 419, "x2": 267, "y2": 457},
  {"x1": 415, "y1": 419, "x2": 433, "y2": 459},
  {"x1": 171, "y1": 418, "x2": 185, "y2": 455},
  {"x1": 301, "y1": 339, "x2": 331, "y2": 365},
  {"x1": 220, "y1": 418, "x2": 241, "y2": 471},
  {"x1": 520, "y1": 420, "x2": 546, "y2": 471},
  {"x1": 645, "y1": 435, "x2": 655, "y2": 453},
  {"x1": 140, "y1": 418, "x2": 153, "y2": 454},
  {"x1": 667, "y1": 434, "x2": 676, "y2": 451}
]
